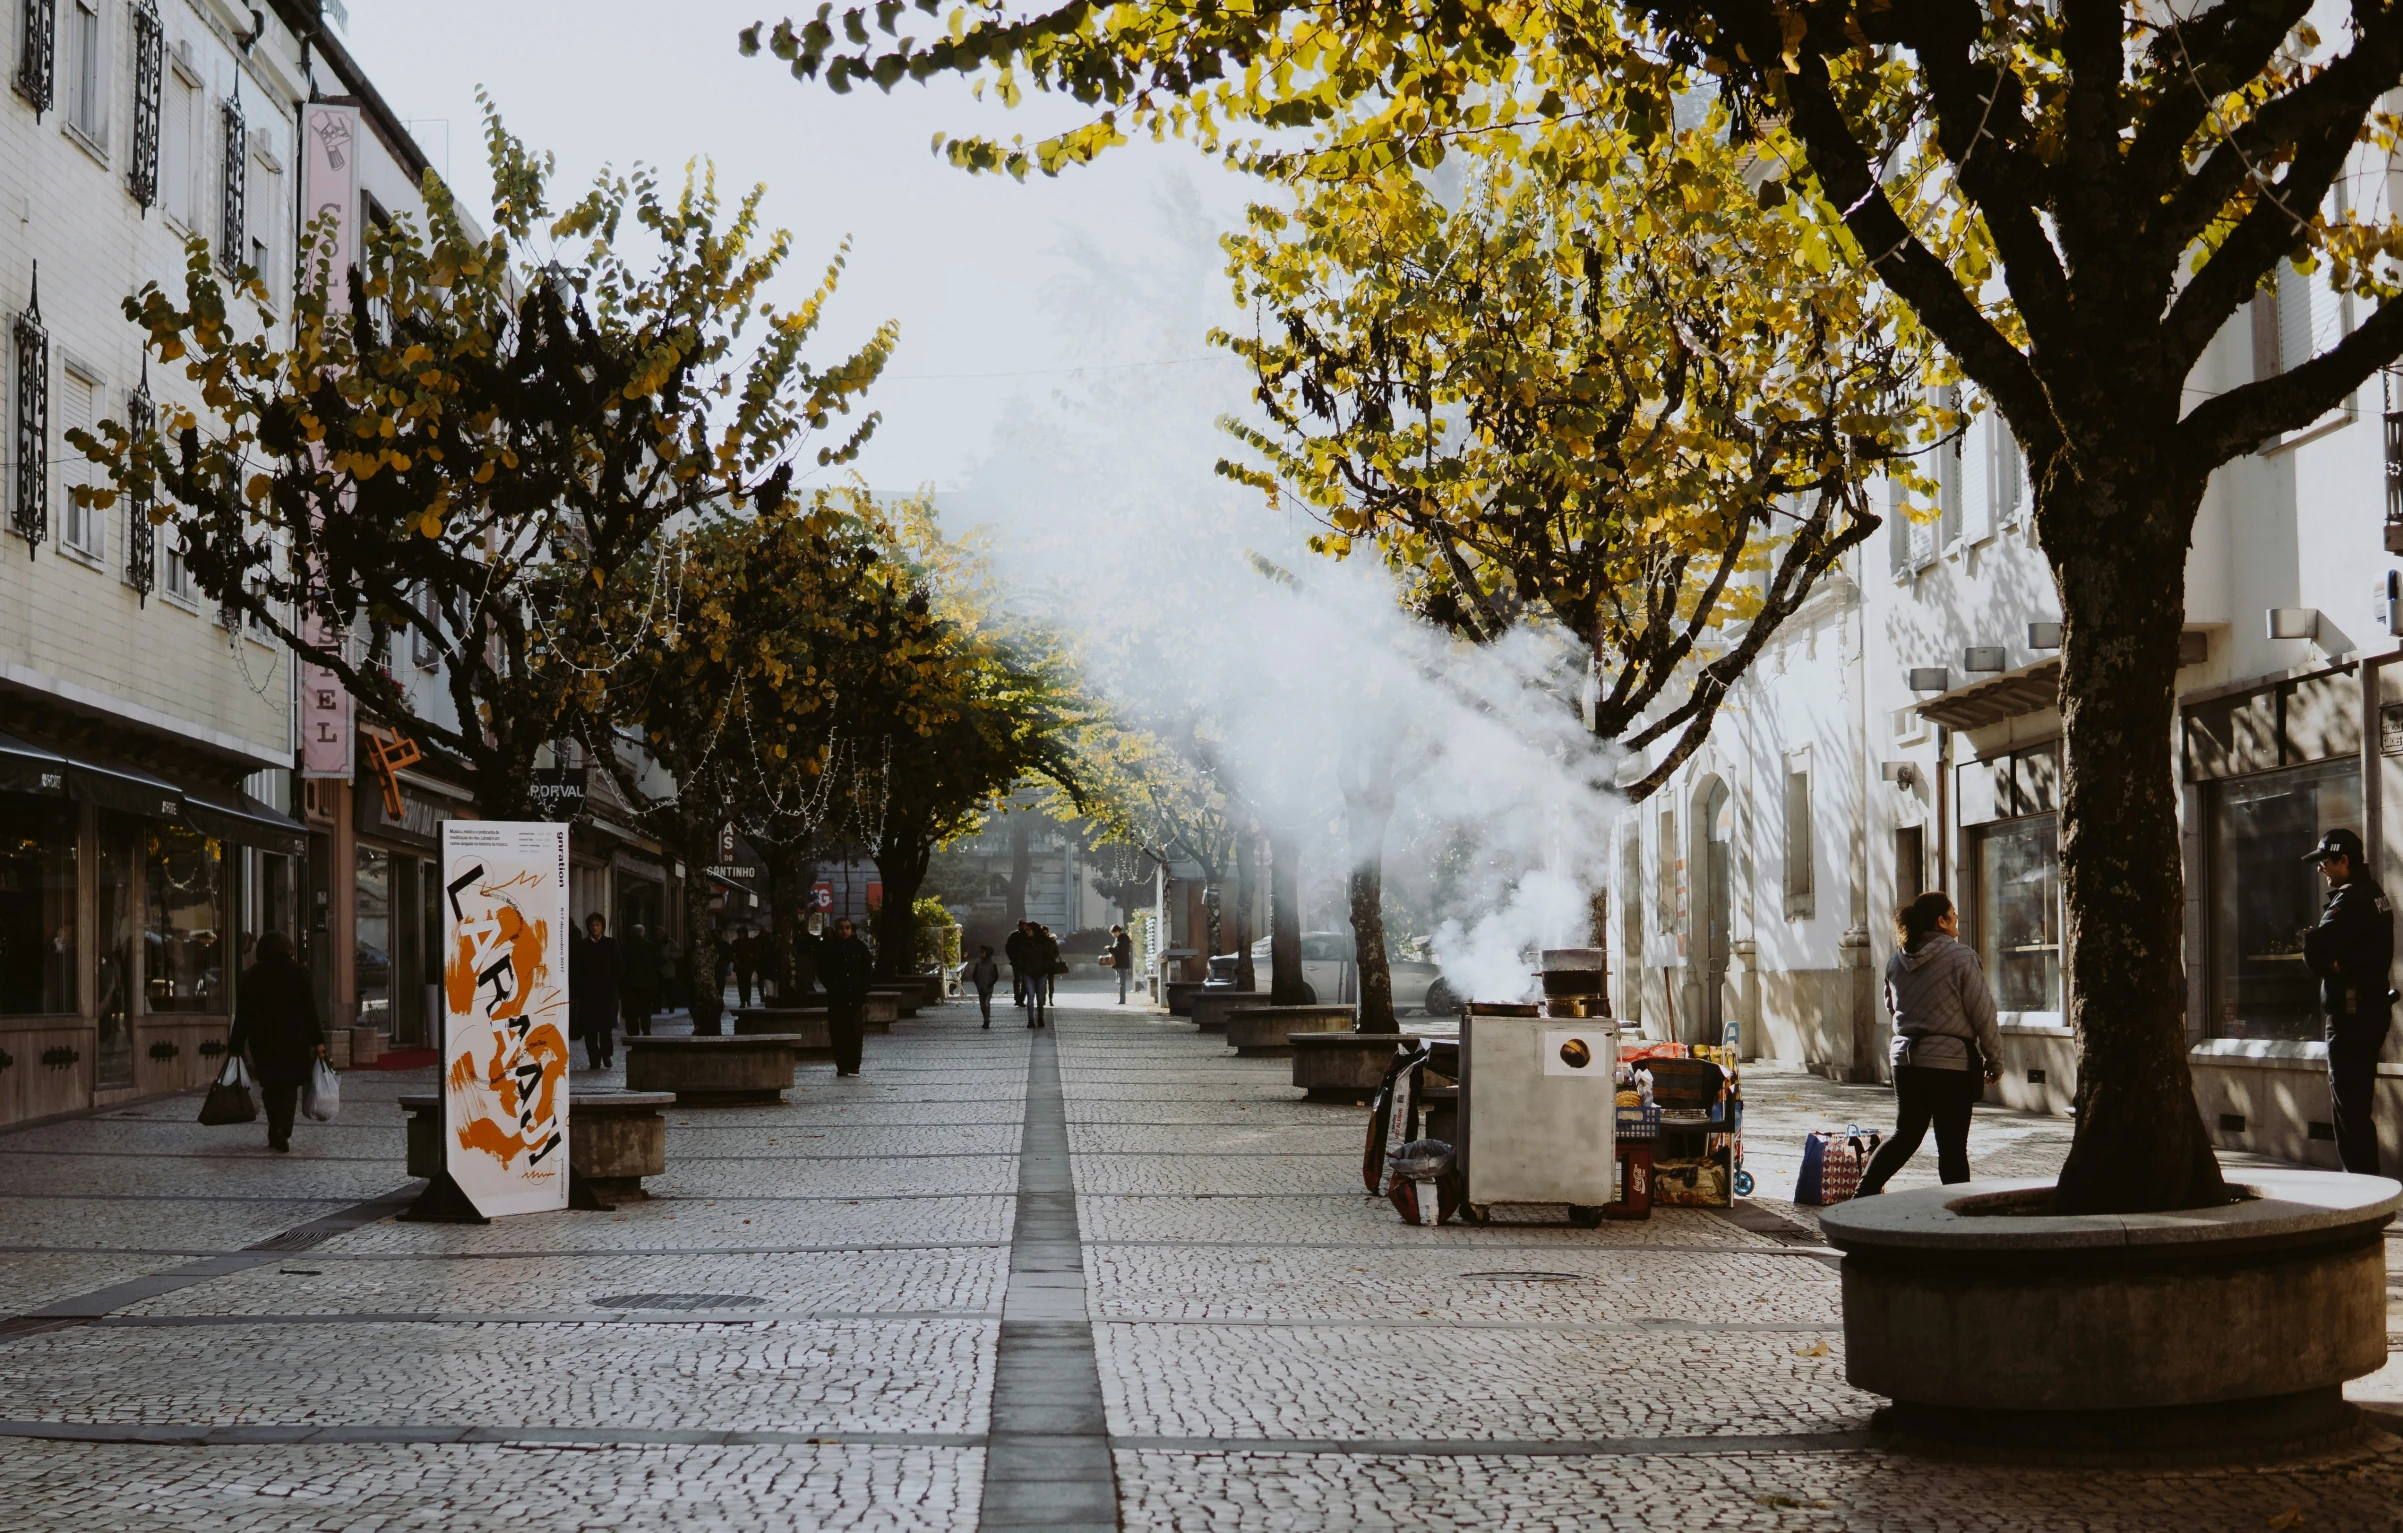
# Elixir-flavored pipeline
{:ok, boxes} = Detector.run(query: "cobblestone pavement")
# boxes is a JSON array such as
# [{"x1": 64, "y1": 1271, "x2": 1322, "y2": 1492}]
[{"x1": 2, "y1": 985, "x2": 2399, "y2": 1530}]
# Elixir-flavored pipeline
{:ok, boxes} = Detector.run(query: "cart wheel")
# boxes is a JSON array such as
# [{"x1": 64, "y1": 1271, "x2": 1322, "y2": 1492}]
[
  {"x1": 1734, "y1": 1170, "x2": 1755, "y2": 1197},
  {"x1": 1568, "y1": 1205, "x2": 1604, "y2": 1228}
]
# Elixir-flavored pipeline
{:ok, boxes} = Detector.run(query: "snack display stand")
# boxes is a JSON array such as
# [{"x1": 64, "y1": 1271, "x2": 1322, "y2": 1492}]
[{"x1": 1619, "y1": 1042, "x2": 1745, "y2": 1205}]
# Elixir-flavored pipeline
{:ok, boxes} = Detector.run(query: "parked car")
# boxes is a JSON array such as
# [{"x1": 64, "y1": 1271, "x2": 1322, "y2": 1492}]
[{"x1": 1247, "y1": 930, "x2": 1455, "y2": 1014}]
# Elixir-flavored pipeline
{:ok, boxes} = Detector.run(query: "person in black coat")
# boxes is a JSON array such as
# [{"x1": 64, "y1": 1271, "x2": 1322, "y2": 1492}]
[
  {"x1": 1004, "y1": 921, "x2": 1033, "y2": 1010},
  {"x1": 620, "y1": 923, "x2": 662, "y2": 1039},
  {"x1": 817, "y1": 916, "x2": 877, "y2": 1077},
  {"x1": 571, "y1": 913, "x2": 623, "y2": 1069},
  {"x1": 228, "y1": 932, "x2": 323, "y2": 1153}
]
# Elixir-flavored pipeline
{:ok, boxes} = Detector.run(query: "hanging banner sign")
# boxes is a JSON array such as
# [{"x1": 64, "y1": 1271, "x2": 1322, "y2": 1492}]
[
  {"x1": 439, "y1": 820, "x2": 571, "y2": 1217},
  {"x1": 298, "y1": 609, "x2": 354, "y2": 779},
  {"x1": 528, "y1": 766, "x2": 588, "y2": 821},
  {"x1": 299, "y1": 103, "x2": 360, "y2": 294}
]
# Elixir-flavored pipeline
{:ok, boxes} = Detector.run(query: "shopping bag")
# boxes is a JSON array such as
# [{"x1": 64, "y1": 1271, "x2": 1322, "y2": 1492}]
[
  {"x1": 1795, "y1": 1128, "x2": 1880, "y2": 1206},
  {"x1": 199, "y1": 1058, "x2": 257, "y2": 1126},
  {"x1": 301, "y1": 1058, "x2": 341, "y2": 1123}
]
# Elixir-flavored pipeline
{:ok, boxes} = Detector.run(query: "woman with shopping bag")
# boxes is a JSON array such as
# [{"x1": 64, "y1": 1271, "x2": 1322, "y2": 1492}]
[
  {"x1": 1855, "y1": 892, "x2": 2003, "y2": 1196},
  {"x1": 227, "y1": 932, "x2": 325, "y2": 1154}
]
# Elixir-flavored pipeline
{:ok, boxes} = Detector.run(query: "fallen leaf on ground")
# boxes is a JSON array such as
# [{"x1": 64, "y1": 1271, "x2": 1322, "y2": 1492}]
[
  {"x1": 1794, "y1": 1340, "x2": 1830, "y2": 1357},
  {"x1": 2268, "y1": 1509, "x2": 2304, "y2": 1530}
]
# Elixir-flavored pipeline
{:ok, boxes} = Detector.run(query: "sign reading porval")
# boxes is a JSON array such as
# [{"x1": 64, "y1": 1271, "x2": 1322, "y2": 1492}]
[{"x1": 439, "y1": 821, "x2": 571, "y2": 1216}]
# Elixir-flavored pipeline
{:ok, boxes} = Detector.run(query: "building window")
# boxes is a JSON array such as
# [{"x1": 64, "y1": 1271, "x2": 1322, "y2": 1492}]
[
  {"x1": 62, "y1": 0, "x2": 100, "y2": 144},
  {"x1": 14, "y1": 0, "x2": 55, "y2": 116},
  {"x1": 59, "y1": 363, "x2": 99, "y2": 558},
  {"x1": 1655, "y1": 807, "x2": 1677, "y2": 934},
  {"x1": 1990, "y1": 419, "x2": 2025, "y2": 526},
  {"x1": 1936, "y1": 385, "x2": 1964, "y2": 547},
  {"x1": 127, "y1": 0, "x2": 159, "y2": 207},
  {"x1": 163, "y1": 525, "x2": 195, "y2": 601},
  {"x1": 160, "y1": 58, "x2": 197, "y2": 228},
  {"x1": 11, "y1": 274, "x2": 48, "y2": 553},
  {"x1": 1960, "y1": 742, "x2": 2063, "y2": 1015},
  {"x1": 218, "y1": 98, "x2": 245, "y2": 276},
  {"x1": 0, "y1": 794, "x2": 78, "y2": 1015},
  {"x1": 1783, "y1": 756, "x2": 1814, "y2": 918},
  {"x1": 145, "y1": 820, "x2": 225, "y2": 1012},
  {"x1": 2206, "y1": 760, "x2": 2360, "y2": 1042}
]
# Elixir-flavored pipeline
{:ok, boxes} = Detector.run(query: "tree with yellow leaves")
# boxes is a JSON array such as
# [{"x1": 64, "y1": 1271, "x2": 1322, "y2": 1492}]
[{"x1": 71, "y1": 100, "x2": 893, "y2": 818}]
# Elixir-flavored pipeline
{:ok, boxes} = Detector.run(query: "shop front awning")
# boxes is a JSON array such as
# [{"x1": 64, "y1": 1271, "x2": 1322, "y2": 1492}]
[
  {"x1": 0, "y1": 732, "x2": 72, "y2": 797},
  {"x1": 1917, "y1": 660, "x2": 2061, "y2": 731},
  {"x1": 67, "y1": 755, "x2": 185, "y2": 819},
  {"x1": 179, "y1": 781, "x2": 307, "y2": 856}
]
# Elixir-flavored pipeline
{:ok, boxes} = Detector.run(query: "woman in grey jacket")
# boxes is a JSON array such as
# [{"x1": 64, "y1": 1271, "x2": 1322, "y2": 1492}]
[{"x1": 1856, "y1": 891, "x2": 2004, "y2": 1195}]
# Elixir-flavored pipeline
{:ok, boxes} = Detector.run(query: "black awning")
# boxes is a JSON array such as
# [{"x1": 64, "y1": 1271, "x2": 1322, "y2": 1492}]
[
  {"x1": 0, "y1": 732, "x2": 72, "y2": 798},
  {"x1": 68, "y1": 757, "x2": 185, "y2": 820},
  {"x1": 180, "y1": 783, "x2": 307, "y2": 856}
]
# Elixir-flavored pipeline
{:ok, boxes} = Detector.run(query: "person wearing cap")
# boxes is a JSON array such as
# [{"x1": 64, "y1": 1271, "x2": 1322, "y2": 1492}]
[{"x1": 2301, "y1": 827, "x2": 2394, "y2": 1176}]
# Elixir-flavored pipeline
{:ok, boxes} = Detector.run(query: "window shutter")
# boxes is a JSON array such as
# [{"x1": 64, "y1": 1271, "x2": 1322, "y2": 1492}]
[
  {"x1": 1888, "y1": 479, "x2": 1910, "y2": 578},
  {"x1": 1784, "y1": 769, "x2": 1814, "y2": 902},
  {"x1": 1992, "y1": 422, "x2": 2025, "y2": 525},
  {"x1": 1937, "y1": 386, "x2": 1964, "y2": 547}
]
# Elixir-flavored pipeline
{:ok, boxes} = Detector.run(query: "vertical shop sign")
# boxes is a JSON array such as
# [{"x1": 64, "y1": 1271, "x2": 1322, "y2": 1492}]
[
  {"x1": 299, "y1": 103, "x2": 359, "y2": 293},
  {"x1": 439, "y1": 820, "x2": 571, "y2": 1217},
  {"x1": 299, "y1": 609, "x2": 353, "y2": 778}
]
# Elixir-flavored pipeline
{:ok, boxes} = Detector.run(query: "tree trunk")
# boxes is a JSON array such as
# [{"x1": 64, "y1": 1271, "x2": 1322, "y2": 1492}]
[
  {"x1": 1005, "y1": 814, "x2": 1031, "y2": 927},
  {"x1": 1268, "y1": 824, "x2": 1308, "y2": 1004},
  {"x1": 2044, "y1": 473, "x2": 2228, "y2": 1215},
  {"x1": 874, "y1": 835, "x2": 933, "y2": 981},
  {"x1": 761, "y1": 841, "x2": 816, "y2": 1001},
  {"x1": 1345, "y1": 791, "x2": 1397, "y2": 1033},
  {"x1": 1203, "y1": 882, "x2": 1223, "y2": 962},
  {"x1": 1234, "y1": 832, "x2": 1258, "y2": 992},
  {"x1": 679, "y1": 838, "x2": 724, "y2": 1036}
]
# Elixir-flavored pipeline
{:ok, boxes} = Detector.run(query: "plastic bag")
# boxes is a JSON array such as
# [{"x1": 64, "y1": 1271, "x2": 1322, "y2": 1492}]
[
  {"x1": 301, "y1": 1058, "x2": 340, "y2": 1123},
  {"x1": 199, "y1": 1057, "x2": 256, "y2": 1126}
]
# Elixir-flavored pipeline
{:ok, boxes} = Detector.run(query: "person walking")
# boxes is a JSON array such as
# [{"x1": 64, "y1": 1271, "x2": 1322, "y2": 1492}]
[
  {"x1": 620, "y1": 922, "x2": 662, "y2": 1039},
  {"x1": 1856, "y1": 892, "x2": 2003, "y2": 1196},
  {"x1": 658, "y1": 930, "x2": 685, "y2": 1012},
  {"x1": 228, "y1": 932, "x2": 324, "y2": 1154},
  {"x1": 2303, "y1": 828, "x2": 2394, "y2": 1175},
  {"x1": 571, "y1": 912, "x2": 623, "y2": 1070},
  {"x1": 818, "y1": 916, "x2": 877, "y2": 1077},
  {"x1": 1028, "y1": 923, "x2": 1062, "y2": 1029},
  {"x1": 1108, "y1": 923, "x2": 1134, "y2": 1005},
  {"x1": 734, "y1": 927, "x2": 765, "y2": 1009},
  {"x1": 963, "y1": 945, "x2": 1002, "y2": 1028},
  {"x1": 1005, "y1": 921, "x2": 1033, "y2": 1012}
]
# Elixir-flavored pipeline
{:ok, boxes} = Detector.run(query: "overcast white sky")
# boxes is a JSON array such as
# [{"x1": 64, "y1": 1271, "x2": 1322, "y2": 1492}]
[{"x1": 341, "y1": 0, "x2": 1262, "y2": 493}]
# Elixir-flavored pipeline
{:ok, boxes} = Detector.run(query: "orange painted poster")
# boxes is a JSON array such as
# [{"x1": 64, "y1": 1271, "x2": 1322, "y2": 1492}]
[{"x1": 438, "y1": 821, "x2": 572, "y2": 1216}]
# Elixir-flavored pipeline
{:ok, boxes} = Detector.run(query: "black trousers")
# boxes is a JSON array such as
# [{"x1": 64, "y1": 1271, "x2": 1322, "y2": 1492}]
[
  {"x1": 262, "y1": 1078, "x2": 299, "y2": 1148},
  {"x1": 621, "y1": 993, "x2": 655, "y2": 1038},
  {"x1": 829, "y1": 999, "x2": 865, "y2": 1075},
  {"x1": 2329, "y1": 1017, "x2": 2391, "y2": 1175},
  {"x1": 976, "y1": 987, "x2": 994, "y2": 1024},
  {"x1": 1857, "y1": 1066, "x2": 1981, "y2": 1195},
  {"x1": 1011, "y1": 967, "x2": 1028, "y2": 1006}
]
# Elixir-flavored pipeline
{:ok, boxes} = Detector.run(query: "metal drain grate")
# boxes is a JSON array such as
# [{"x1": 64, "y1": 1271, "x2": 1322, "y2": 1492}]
[
  {"x1": 591, "y1": 1293, "x2": 767, "y2": 1310},
  {"x1": 1457, "y1": 1271, "x2": 1588, "y2": 1283}
]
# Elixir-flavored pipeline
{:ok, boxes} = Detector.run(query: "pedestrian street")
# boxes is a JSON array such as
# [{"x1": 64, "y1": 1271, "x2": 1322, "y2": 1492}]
[{"x1": 2, "y1": 983, "x2": 2400, "y2": 1530}]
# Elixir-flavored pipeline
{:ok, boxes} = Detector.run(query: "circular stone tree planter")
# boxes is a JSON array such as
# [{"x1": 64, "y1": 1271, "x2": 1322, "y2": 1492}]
[
  {"x1": 1819, "y1": 1170, "x2": 2400, "y2": 1461},
  {"x1": 1190, "y1": 989, "x2": 1265, "y2": 1034},
  {"x1": 624, "y1": 1035, "x2": 803, "y2": 1105},
  {"x1": 732, "y1": 1008, "x2": 831, "y2": 1056},
  {"x1": 1225, "y1": 1004, "x2": 1354, "y2": 1057},
  {"x1": 1291, "y1": 1033, "x2": 1407, "y2": 1102}
]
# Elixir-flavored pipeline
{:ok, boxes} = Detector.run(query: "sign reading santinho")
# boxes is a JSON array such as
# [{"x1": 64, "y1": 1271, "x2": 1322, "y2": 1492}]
[{"x1": 438, "y1": 821, "x2": 571, "y2": 1217}]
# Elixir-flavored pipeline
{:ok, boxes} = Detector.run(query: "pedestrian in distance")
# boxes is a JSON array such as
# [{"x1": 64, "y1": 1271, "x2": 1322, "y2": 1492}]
[
  {"x1": 963, "y1": 945, "x2": 1002, "y2": 1028},
  {"x1": 228, "y1": 932, "x2": 324, "y2": 1154},
  {"x1": 571, "y1": 912, "x2": 622, "y2": 1070},
  {"x1": 1005, "y1": 920, "x2": 1033, "y2": 1010},
  {"x1": 658, "y1": 930, "x2": 684, "y2": 1011},
  {"x1": 817, "y1": 915, "x2": 877, "y2": 1076},
  {"x1": 1856, "y1": 891, "x2": 2003, "y2": 1196},
  {"x1": 1109, "y1": 923, "x2": 1134, "y2": 1005},
  {"x1": 1028, "y1": 923, "x2": 1062, "y2": 1029},
  {"x1": 620, "y1": 922, "x2": 662, "y2": 1039},
  {"x1": 733, "y1": 926, "x2": 763, "y2": 1009},
  {"x1": 2302, "y1": 827, "x2": 2394, "y2": 1176}
]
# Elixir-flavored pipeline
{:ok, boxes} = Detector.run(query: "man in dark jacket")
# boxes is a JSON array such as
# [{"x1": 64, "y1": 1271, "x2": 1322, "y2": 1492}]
[
  {"x1": 1109, "y1": 924, "x2": 1135, "y2": 1005},
  {"x1": 571, "y1": 913, "x2": 623, "y2": 1069},
  {"x1": 2303, "y1": 828, "x2": 2394, "y2": 1175},
  {"x1": 228, "y1": 932, "x2": 323, "y2": 1153},
  {"x1": 818, "y1": 917, "x2": 877, "y2": 1077},
  {"x1": 620, "y1": 923, "x2": 662, "y2": 1038},
  {"x1": 1004, "y1": 921, "x2": 1032, "y2": 1011}
]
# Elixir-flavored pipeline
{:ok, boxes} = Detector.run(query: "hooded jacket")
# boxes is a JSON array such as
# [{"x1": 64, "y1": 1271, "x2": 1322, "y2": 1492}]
[{"x1": 1883, "y1": 932, "x2": 2004, "y2": 1073}]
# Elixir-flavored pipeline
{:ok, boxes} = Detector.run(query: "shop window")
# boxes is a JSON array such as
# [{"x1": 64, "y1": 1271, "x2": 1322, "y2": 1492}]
[
  {"x1": 2207, "y1": 759, "x2": 2361, "y2": 1041},
  {"x1": 355, "y1": 844, "x2": 389, "y2": 1031},
  {"x1": 236, "y1": 845, "x2": 295, "y2": 974},
  {"x1": 95, "y1": 814, "x2": 137, "y2": 1088},
  {"x1": 1960, "y1": 742, "x2": 2064, "y2": 1015},
  {"x1": 0, "y1": 795, "x2": 76, "y2": 1015},
  {"x1": 2185, "y1": 668, "x2": 2360, "y2": 783},
  {"x1": 1656, "y1": 807, "x2": 1677, "y2": 933},
  {"x1": 145, "y1": 821, "x2": 224, "y2": 1012}
]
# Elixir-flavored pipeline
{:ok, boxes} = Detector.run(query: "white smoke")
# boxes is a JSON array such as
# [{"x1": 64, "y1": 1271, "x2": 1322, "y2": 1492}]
[{"x1": 1429, "y1": 867, "x2": 1591, "y2": 1005}]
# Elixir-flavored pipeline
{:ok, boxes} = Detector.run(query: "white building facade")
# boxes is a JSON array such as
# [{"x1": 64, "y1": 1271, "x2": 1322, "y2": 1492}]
[{"x1": 1613, "y1": 269, "x2": 2403, "y2": 1170}]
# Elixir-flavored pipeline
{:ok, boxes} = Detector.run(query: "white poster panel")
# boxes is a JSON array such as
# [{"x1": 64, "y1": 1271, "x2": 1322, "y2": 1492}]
[
  {"x1": 439, "y1": 821, "x2": 571, "y2": 1216},
  {"x1": 299, "y1": 103, "x2": 359, "y2": 295}
]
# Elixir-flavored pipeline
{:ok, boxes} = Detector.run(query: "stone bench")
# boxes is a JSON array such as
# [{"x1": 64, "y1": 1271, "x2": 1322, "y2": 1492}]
[
  {"x1": 732, "y1": 1008, "x2": 831, "y2": 1055},
  {"x1": 1226, "y1": 1004, "x2": 1355, "y2": 1057},
  {"x1": 867, "y1": 986, "x2": 919, "y2": 1020},
  {"x1": 1292, "y1": 1033, "x2": 1407, "y2": 1102},
  {"x1": 1190, "y1": 989, "x2": 1265, "y2": 1034},
  {"x1": 401, "y1": 1090, "x2": 673, "y2": 1201},
  {"x1": 1165, "y1": 979, "x2": 1206, "y2": 1016},
  {"x1": 624, "y1": 1034, "x2": 802, "y2": 1105}
]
